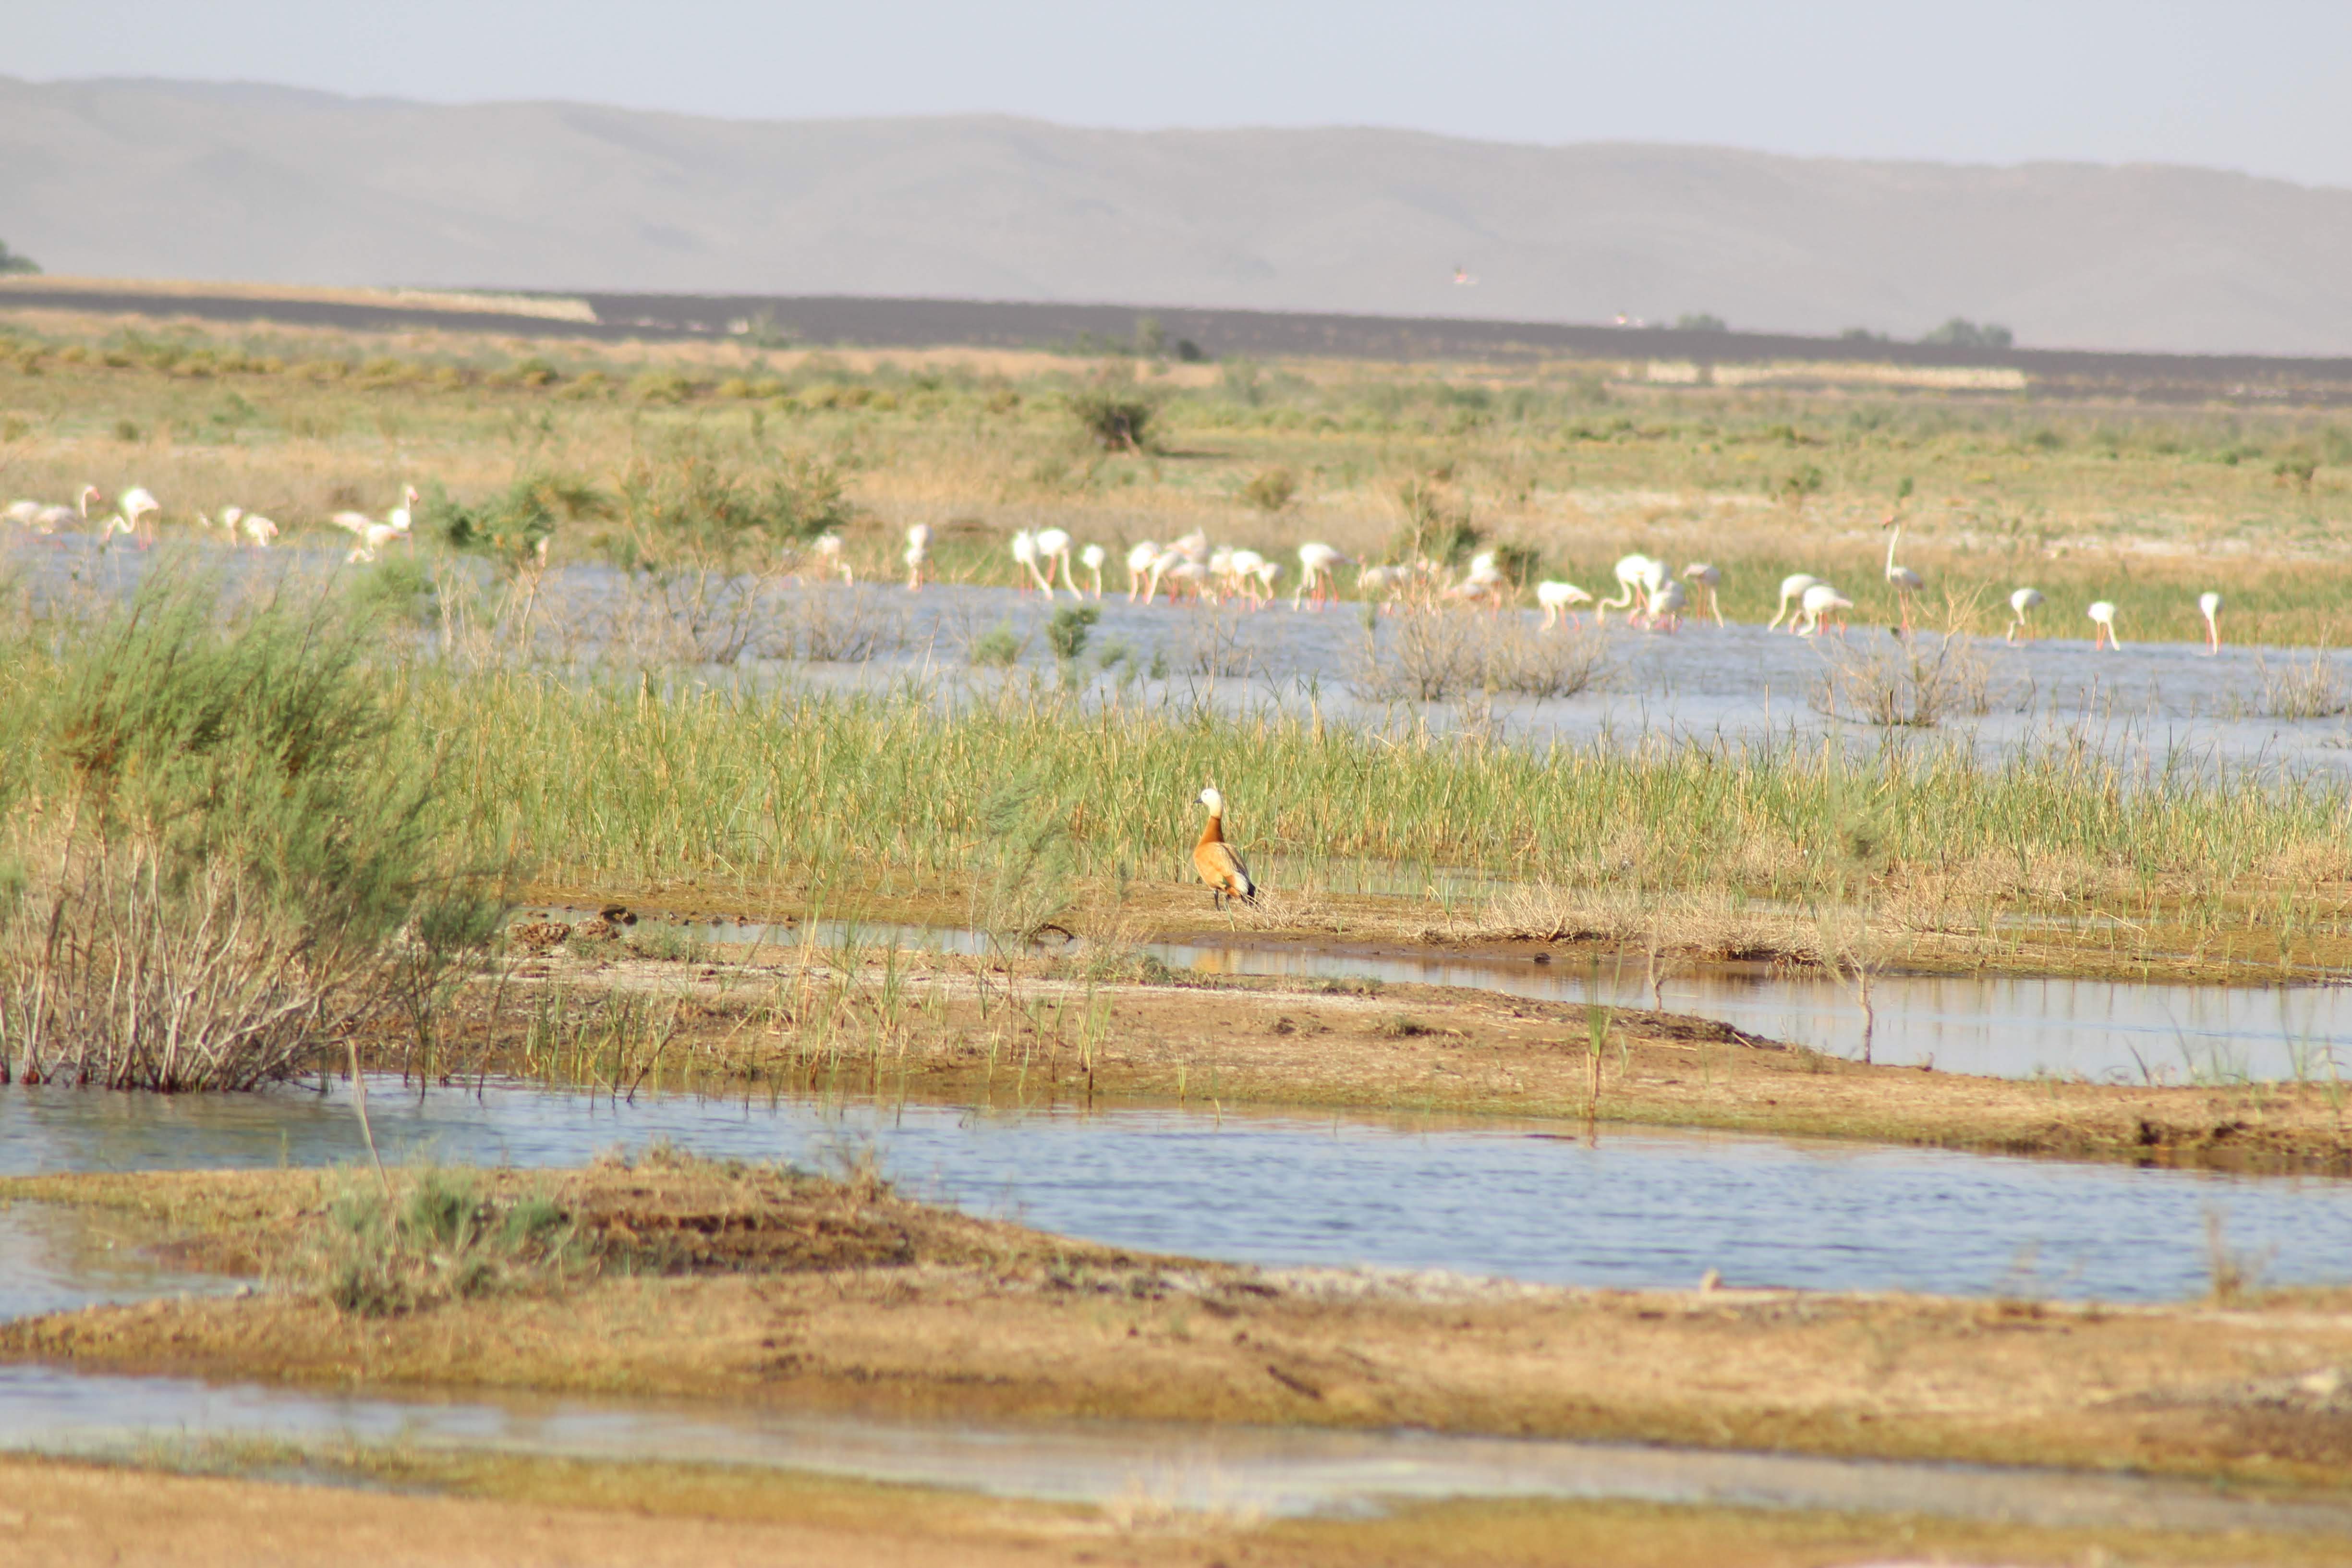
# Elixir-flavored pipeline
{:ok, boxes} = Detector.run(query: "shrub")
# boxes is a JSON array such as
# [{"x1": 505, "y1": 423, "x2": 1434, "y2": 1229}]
[
  {"x1": 1046, "y1": 604, "x2": 1100, "y2": 663},
  {"x1": 610, "y1": 451, "x2": 853, "y2": 574},
  {"x1": 0, "y1": 581, "x2": 464, "y2": 1090},
  {"x1": 970, "y1": 623, "x2": 1022, "y2": 667},
  {"x1": 1068, "y1": 385, "x2": 1155, "y2": 451},
  {"x1": 431, "y1": 472, "x2": 615, "y2": 576},
  {"x1": 1242, "y1": 466, "x2": 1298, "y2": 512},
  {"x1": 0, "y1": 239, "x2": 38, "y2": 276}
]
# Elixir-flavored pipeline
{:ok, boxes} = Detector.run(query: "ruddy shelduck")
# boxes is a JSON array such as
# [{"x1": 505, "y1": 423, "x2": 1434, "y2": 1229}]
[{"x1": 1192, "y1": 787, "x2": 1257, "y2": 911}]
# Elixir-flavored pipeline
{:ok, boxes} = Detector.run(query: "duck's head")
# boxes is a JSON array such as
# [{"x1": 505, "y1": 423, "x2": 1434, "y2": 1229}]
[{"x1": 1198, "y1": 786, "x2": 1225, "y2": 815}]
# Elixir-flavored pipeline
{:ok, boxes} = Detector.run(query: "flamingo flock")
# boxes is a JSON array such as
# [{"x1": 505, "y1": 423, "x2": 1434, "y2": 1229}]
[{"x1": 0, "y1": 483, "x2": 2245, "y2": 657}]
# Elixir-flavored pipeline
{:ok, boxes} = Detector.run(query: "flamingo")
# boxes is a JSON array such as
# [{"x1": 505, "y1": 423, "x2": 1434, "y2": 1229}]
[
  {"x1": 1536, "y1": 580, "x2": 1593, "y2": 628},
  {"x1": 386, "y1": 484, "x2": 419, "y2": 534},
  {"x1": 237, "y1": 511, "x2": 279, "y2": 548},
  {"x1": 2005, "y1": 587, "x2": 2044, "y2": 644},
  {"x1": 1681, "y1": 562, "x2": 1725, "y2": 626},
  {"x1": 1171, "y1": 528, "x2": 1209, "y2": 566},
  {"x1": 1228, "y1": 548, "x2": 1266, "y2": 606},
  {"x1": 2198, "y1": 592, "x2": 2222, "y2": 655},
  {"x1": 1295, "y1": 543, "x2": 1348, "y2": 608},
  {"x1": 343, "y1": 517, "x2": 412, "y2": 563},
  {"x1": 1254, "y1": 558, "x2": 1282, "y2": 603},
  {"x1": 1192, "y1": 787, "x2": 1258, "y2": 912},
  {"x1": 1646, "y1": 579, "x2": 1688, "y2": 632},
  {"x1": 96, "y1": 510, "x2": 137, "y2": 551},
  {"x1": 1125, "y1": 540, "x2": 1160, "y2": 601},
  {"x1": 1882, "y1": 515, "x2": 1925, "y2": 635},
  {"x1": 2087, "y1": 600, "x2": 2121, "y2": 651},
  {"x1": 1448, "y1": 550, "x2": 1507, "y2": 610},
  {"x1": 903, "y1": 523, "x2": 932, "y2": 591},
  {"x1": 1080, "y1": 543, "x2": 1106, "y2": 598},
  {"x1": 1597, "y1": 553, "x2": 1656, "y2": 625},
  {"x1": 117, "y1": 486, "x2": 161, "y2": 545},
  {"x1": 8, "y1": 497, "x2": 76, "y2": 535},
  {"x1": 1034, "y1": 527, "x2": 1078, "y2": 597},
  {"x1": 1767, "y1": 572, "x2": 1821, "y2": 632},
  {"x1": 1355, "y1": 563, "x2": 1406, "y2": 611},
  {"x1": 1207, "y1": 544, "x2": 1238, "y2": 601},
  {"x1": 1796, "y1": 583, "x2": 1853, "y2": 638},
  {"x1": 1010, "y1": 530, "x2": 1052, "y2": 594},
  {"x1": 811, "y1": 533, "x2": 852, "y2": 583}
]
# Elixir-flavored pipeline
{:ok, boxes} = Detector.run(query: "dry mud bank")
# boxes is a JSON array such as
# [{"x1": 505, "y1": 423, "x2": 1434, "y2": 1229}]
[
  {"x1": 10, "y1": 1159, "x2": 2352, "y2": 1501},
  {"x1": 413, "y1": 937, "x2": 2352, "y2": 1173}
]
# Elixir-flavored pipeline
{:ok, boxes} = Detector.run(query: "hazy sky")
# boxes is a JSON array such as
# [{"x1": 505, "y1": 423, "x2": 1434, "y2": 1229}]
[{"x1": 19, "y1": 0, "x2": 2352, "y2": 188}]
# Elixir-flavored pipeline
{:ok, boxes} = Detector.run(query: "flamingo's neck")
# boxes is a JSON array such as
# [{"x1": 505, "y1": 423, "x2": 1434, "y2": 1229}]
[{"x1": 1884, "y1": 525, "x2": 1902, "y2": 574}]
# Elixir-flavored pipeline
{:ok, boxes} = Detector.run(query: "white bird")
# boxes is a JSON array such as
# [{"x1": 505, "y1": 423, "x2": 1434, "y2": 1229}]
[
  {"x1": 1355, "y1": 563, "x2": 1407, "y2": 611},
  {"x1": 1882, "y1": 515, "x2": 1925, "y2": 634},
  {"x1": 1536, "y1": 580, "x2": 1593, "y2": 628},
  {"x1": 1254, "y1": 558, "x2": 1282, "y2": 601},
  {"x1": 237, "y1": 511, "x2": 279, "y2": 548},
  {"x1": 1034, "y1": 527, "x2": 1078, "y2": 597},
  {"x1": 8, "y1": 497, "x2": 75, "y2": 535},
  {"x1": 1796, "y1": 583, "x2": 1853, "y2": 638},
  {"x1": 1681, "y1": 562, "x2": 1725, "y2": 626},
  {"x1": 1010, "y1": 530, "x2": 1052, "y2": 594},
  {"x1": 811, "y1": 533, "x2": 852, "y2": 583},
  {"x1": 96, "y1": 511, "x2": 137, "y2": 551},
  {"x1": 1125, "y1": 540, "x2": 1160, "y2": 601},
  {"x1": 903, "y1": 523, "x2": 932, "y2": 591},
  {"x1": 1229, "y1": 549, "x2": 1268, "y2": 606},
  {"x1": 1597, "y1": 553, "x2": 1655, "y2": 624},
  {"x1": 1160, "y1": 558, "x2": 1207, "y2": 601},
  {"x1": 2198, "y1": 591, "x2": 2222, "y2": 655},
  {"x1": 386, "y1": 484, "x2": 419, "y2": 535},
  {"x1": 2005, "y1": 587, "x2": 2044, "y2": 644},
  {"x1": 1080, "y1": 542, "x2": 1106, "y2": 599},
  {"x1": 1646, "y1": 578, "x2": 1688, "y2": 632},
  {"x1": 1171, "y1": 528, "x2": 1209, "y2": 565},
  {"x1": 1207, "y1": 544, "x2": 1237, "y2": 599},
  {"x1": 1294, "y1": 542, "x2": 1348, "y2": 609},
  {"x1": 344, "y1": 518, "x2": 412, "y2": 563},
  {"x1": 2087, "y1": 600, "x2": 2121, "y2": 651},
  {"x1": 1767, "y1": 573, "x2": 1820, "y2": 632},
  {"x1": 1448, "y1": 550, "x2": 1506, "y2": 610},
  {"x1": 117, "y1": 486, "x2": 161, "y2": 545}
]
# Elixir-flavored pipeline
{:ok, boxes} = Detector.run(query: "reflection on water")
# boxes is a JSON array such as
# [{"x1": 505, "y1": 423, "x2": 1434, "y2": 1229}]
[
  {"x1": 5, "y1": 1082, "x2": 2349, "y2": 1303},
  {"x1": 4, "y1": 1360, "x2": 2350, "y2": 1534},
  {"x1": 0, "y1": 1203, "x2": 241, "y2": 1323}
]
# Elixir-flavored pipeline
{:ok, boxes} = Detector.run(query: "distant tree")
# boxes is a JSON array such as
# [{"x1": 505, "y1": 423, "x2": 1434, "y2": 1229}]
[
  {"x1": 1839, "y1": 326, "x2": 1887, "y2": 343},
  {"x1": 1174, "y1": 337, "x2": 1206, "y2": 363},
  {"x1": 1922, "y1": 317, "x2": 2014, "y2": 350},
  {"x1": 1132, "y1": 315, "x2": 1167, "y2": 357},
  {"x1": 0, "y1": 240, "x2": 39, "y2": 276},
  {"x1": 1675, "y1": 312, "x2": 1728, "y2": 333}
]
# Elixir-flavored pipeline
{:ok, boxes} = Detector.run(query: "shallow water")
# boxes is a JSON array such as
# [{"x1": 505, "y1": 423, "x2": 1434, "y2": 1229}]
[
  {"x1": 4, "y1": 1361, "x2": 2347, "y2": 1534},
  {"x1": 1158, "y1": 937, "x2": 2352, "y2": 1083},
  {"x1": 18, "y1": 538, "x2": 2351, "y2": 777},
  {"x1": 5, "y1": 1083, "x2": 2348, "y2": 1301},
  {"x1": 573, "y1": 907, "x2": 2352, "y2": 1083}
]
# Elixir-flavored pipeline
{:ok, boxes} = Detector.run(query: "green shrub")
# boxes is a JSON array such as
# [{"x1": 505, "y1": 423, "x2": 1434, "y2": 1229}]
[
  {"x1": 1068, "y1": 385, "x2": 1155, "y2": 450},
  {"x1": 299, "y1": 1167, "x2": 586, "y2": 1316},
  {"x1": 0, "y1": 580, "x2": 469, "y2": 1090},
  {"x1": 431, "y1": 472, "x2": 615, "y2": 576}
]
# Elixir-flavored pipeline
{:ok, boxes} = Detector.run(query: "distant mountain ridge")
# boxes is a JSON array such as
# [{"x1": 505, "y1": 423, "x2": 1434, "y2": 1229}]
[{"x1": 5, "y1": 75, "x2": 2352, "y2": 355}]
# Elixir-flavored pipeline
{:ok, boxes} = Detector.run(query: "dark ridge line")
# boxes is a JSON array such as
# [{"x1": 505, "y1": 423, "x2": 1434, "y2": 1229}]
[{"x1": 7, "y1": 284, "x2": 2352, "y2": 390}]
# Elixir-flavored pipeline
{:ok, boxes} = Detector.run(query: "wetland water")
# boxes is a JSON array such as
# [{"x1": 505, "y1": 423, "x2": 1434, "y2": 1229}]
[
  {"x1": 616, "y1": 911, "x2": 2352, "y2": 1083},
  {"x1": 5, "y1": 1358, "x2": 2352, "y2": 1536},
  {"x1": 6, "y1": 1082, "x2": 2349, "y2": 1302},
  {"x1": 20, "y1": 539, "x2": 2352, "y2": 775}
]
